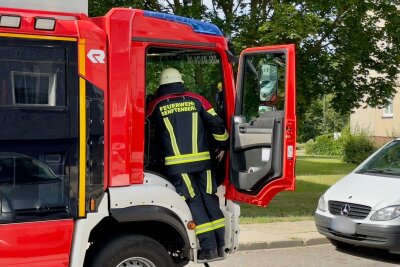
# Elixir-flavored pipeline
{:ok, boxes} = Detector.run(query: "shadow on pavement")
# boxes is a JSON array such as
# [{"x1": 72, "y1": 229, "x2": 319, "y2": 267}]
[{"x1": 335, "y1": 245, "x2": 400, "y2": 265}]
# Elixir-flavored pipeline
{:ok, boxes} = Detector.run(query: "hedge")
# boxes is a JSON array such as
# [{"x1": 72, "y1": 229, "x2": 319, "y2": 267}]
[
  {"x1": 305, "y1": 132, "x2": 375, "y2": 164},
  {"x1": 304, "y1": 134, "x2": 342, "y2": 156},
  {"x1": 341, "y1": 134, "x2": 375, "y2": 164}
]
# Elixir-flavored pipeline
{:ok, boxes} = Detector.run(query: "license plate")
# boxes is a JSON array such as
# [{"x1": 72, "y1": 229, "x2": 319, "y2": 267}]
[{"x1": 330, "y1": 216, "x2": 356, "y2": 235}]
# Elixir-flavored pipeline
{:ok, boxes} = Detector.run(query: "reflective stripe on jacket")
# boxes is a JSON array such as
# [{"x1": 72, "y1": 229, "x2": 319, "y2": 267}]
[{"x1": 147, "y1": 89, "x2": 228, "y2": 175}]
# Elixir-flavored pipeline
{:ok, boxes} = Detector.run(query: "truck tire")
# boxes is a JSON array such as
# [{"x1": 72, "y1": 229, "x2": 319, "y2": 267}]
[{"x1": 86, "y1": 234, "x2": 175, "y2": 267}]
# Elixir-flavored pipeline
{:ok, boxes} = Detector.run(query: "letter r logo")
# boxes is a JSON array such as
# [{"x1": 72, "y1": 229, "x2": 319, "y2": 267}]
[{"x1": 87, "y1": 49, "x2": 106, "y2": 64}]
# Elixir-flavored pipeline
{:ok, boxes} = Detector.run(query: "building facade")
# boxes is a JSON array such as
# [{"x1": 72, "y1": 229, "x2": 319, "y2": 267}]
[{"x1": 350, "y1": 83, "x2": 399, "y2": 145}]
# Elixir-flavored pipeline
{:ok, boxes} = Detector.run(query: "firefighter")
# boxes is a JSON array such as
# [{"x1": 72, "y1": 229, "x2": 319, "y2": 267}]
[
  {"x1": 146, "y1": 68, "x2": 229, "y2": 261},
  {"x1": 214, "y1": 82, "x2": 224, "y2": 117}
]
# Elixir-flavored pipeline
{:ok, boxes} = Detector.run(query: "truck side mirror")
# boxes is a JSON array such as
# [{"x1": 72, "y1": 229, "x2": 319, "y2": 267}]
[{"x1": 259, "y1": 63, "x2": 278, "y2": 102}]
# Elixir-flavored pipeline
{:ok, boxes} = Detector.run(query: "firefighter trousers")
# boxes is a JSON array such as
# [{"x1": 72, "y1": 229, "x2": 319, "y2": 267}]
[{"x1": 170, "y1": 169, "x2": 225, "y2": 251}]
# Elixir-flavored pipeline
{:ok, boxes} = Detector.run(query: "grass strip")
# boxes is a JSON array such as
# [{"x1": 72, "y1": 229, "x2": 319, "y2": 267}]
[{"x1": 240, "y1": 155, "x2": 357, "y2": 224}]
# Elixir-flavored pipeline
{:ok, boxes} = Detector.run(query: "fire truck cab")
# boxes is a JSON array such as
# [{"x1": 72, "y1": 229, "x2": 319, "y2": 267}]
[{"x1": 0, "y1": 1, "x2": 296, "y2": 266}]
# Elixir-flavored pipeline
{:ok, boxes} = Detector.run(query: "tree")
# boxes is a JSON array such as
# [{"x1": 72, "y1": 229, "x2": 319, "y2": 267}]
[
  {"x1": 206, "y1": 0, "x2": 399, "y2": 141},
  {"x1": 209, "y1": 1, "x2": 400, "y2": 112},
  {"x1": 89, "y1": 0, "x2": 206, "y2": 18},
  {"x1": 89, "y1": 0, "x2": 162, "y2": 17},
  {"x1": 88, "y1": 0, "x2": 400, "y2": 119},
  {"x1": 299, "y1": 94, "x2": 349, "y2": 142}
]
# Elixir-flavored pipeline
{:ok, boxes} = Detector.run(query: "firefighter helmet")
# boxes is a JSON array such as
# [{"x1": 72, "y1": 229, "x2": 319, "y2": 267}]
[
  {"x1": 217, "y1": 82, "x2": 222, "y2": 92},
  {"x1": 159, "y1": 68, "x2": 184, "y2": 85}
]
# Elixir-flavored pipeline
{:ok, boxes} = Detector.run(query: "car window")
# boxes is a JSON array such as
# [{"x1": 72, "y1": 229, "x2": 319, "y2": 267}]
[
  {"x1": 357, "y1": 140, "x2": 400, "y2": 177},
  {"x1": 0, "y1": 155, "x2": 61, "y2": 185}
]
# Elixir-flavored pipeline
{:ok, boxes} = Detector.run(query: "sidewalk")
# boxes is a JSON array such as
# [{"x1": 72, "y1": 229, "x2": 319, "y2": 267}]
[{"x1": 238, "y1": 220, "x2": 329, "y2": 251}]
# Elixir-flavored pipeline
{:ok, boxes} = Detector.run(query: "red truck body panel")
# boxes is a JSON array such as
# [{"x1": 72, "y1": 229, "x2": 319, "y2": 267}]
[
  {"x1": 93, "y1": 9, "x2": 234, "y2": 187},
  {"x1": 0, "y1": 220, "x2": 73, "y2": 267}
]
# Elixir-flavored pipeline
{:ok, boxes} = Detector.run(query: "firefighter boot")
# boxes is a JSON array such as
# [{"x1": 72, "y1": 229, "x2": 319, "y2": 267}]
[
  {"x1": 197, "y1": 249, "x2": 218, "y2": 262},
  {"x1": 217, "y1": 247, "x2": 225, "y2": 258}
]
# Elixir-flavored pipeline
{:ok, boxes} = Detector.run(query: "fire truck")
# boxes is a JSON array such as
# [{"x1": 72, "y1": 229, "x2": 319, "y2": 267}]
[{"x1": 0, "y1": 1, "x2": 296, "y2": 266}]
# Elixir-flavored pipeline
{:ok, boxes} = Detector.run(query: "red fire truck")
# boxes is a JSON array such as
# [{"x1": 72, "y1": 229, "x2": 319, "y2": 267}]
[{"x1": 0, "y1": 1, "x2": 296, "y2": 266}]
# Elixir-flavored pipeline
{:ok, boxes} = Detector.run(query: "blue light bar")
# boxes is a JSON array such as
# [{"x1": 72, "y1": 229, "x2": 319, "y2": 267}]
[{"x1": 143, "y1": 10, "x2": 223, "y2": 37}]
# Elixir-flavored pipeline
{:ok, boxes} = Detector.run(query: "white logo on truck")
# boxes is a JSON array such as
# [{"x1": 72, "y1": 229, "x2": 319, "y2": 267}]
[{"x1": 87, "y1": 49, "x2": 106, "y2": 64}]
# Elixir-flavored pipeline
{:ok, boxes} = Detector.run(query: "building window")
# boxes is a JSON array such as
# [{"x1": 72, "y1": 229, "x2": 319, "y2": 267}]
[
  {"x1": 383, "y1": 98, "x2": 393, "y2": 118},
  {"x1": 12, "y1": 72, "x2": 57, "y2": 106},
  {"x1": 0, "y1": 44, "x2": 66, "y2": 107}
]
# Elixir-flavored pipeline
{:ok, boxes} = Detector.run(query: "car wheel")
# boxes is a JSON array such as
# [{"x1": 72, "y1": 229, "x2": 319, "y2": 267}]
[
  {"x1": 328, "y1": 238, "x2": 355, "y2": 250},
  {"x1": 85, "y1": 234, "x2": 174, "y2": 267}
]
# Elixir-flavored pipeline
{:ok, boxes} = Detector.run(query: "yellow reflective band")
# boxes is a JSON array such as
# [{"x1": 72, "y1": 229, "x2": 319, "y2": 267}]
[
  {"x1": 78, "y1": 39, "x2": 86, "y2": 76},
  {"x1": 195, "y1": 219, "x2": 225, "y2": 235},
  {"x1": 78, "y1": 78, "x2": 86, "y2": 217},
  {"x1": 207, "y1": 108, "x2": 218, "y2": 116},
  {"x1": 181, "y1": 196, "x2": 186, "y2": 201},
  {"x1": 213, "y1": 223, "x2": 225, "y2": 230},
  {"x1": 166, "y1": 152, "x2": 209, "y2": 160},
  {"x1": 182, "y1": 173, "x2": 195, "y2": 198},
  {"x1": 213, "y1": 130, "x2": 229, "y2": 141},
  {"x1": 206, "y1": 170, "x2": 212, "y2": 194},
  {"x1": 195, "y1": 222, "x2": 215, "y2": 235},
  {"x1": 196, "y1": 221, "x2": 214, "y2": 229},
  {"x1": 211, "y1": 218, "x2": 225, "y2": 230},
  {"x1": 192, "y1": 112, "x2": 198, "y2": 153},
  {"x1": 212, "y1": 218, "x2": 225, "y2": 225},
  {"x1": 163, "y1": 117, "x2": 181, "y2": 156},
  {"x1": 165, "y1": 156, "x2": 210, "y2": 165},
  {"x1": 165, "y1": 152, "x2": 210, "y2": 165},
  {"x1": 0, "y1": 32, "x2": 77, "y2": 42},
  {"x1": 196, "y1": 226, "x2": 215, "y2": 235}
]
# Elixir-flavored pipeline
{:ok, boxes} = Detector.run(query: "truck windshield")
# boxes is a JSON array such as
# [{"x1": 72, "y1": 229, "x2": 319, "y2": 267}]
[{"x1": 356, "y1": 140, "x2": 400, "y2": 177}]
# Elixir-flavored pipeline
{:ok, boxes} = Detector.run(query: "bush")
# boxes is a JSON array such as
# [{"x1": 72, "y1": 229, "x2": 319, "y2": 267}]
[
  {"x1": 304, "y1": 125, "x2": 375, "y2": 163},
  {"x1": 341, "y1": 134, "x2": 375, "y2": 164},
  {"x1": 304, "y1": 134, "x2": 342, "y2": 156}
]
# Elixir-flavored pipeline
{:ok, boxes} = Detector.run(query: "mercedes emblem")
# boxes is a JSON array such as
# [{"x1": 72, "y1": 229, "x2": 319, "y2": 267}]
[{"x1": 341, "y1": 204, "x2": 351, "y2": 216}]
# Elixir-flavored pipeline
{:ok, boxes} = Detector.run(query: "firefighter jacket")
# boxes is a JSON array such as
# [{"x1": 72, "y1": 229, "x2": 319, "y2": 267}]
[{"x1": 146, "y1": 83, "x2": 229, "y2": 176}]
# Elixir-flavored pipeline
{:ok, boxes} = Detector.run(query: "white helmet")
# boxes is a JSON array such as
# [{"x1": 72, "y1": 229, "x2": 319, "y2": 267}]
[{"x1": 159, "y1": 68, "x2": 184, "y2": 86}]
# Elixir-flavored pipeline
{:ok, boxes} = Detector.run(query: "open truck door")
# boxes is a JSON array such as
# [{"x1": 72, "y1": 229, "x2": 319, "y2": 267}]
[{"x1": 225, "y1": 44, "x2": 296, "y2": 207}]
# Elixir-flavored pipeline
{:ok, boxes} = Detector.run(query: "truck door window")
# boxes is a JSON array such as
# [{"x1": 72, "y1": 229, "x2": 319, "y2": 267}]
[
  {"x1": 0, "y1": 38, "x2": 78, "y2": 224},
  {"x1": 241, "y1": 53, "x2": 285, "y2": 119}
]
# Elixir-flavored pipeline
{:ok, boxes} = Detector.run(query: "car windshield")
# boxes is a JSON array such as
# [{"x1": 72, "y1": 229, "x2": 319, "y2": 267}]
[{"x1": 356, "y1": 140, "x2": 400, "y2": 177}]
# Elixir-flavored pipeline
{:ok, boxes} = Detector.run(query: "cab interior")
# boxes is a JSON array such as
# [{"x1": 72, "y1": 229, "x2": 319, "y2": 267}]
[{"x1": 144, "y1": 46, "x2": 227, "y2": 184}]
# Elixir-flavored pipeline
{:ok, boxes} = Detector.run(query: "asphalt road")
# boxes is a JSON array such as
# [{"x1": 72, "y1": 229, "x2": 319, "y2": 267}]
[{"x1": 188, "y1": 244, "x2": 400, "y2": 267}]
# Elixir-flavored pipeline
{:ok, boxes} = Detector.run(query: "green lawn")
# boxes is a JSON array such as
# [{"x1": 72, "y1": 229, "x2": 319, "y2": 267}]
[{"x1": 239, "y1": 155, "x2": 358, "y2": 224}]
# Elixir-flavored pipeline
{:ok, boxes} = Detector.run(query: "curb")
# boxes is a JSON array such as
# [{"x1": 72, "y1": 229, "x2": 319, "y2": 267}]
[{"x1": 238, "y1": 237, "x2": 329, "y2": 251}]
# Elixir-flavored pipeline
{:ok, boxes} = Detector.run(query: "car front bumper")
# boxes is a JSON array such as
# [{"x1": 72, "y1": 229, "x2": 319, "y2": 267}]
[{"x1": 315, "y1": 213, "x2": 400, "y2": 253}]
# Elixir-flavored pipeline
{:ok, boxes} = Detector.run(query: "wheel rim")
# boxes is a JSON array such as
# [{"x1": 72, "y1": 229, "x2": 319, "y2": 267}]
[{"x1": 116, "y1": 257, "x2": 156, "y2": 267}]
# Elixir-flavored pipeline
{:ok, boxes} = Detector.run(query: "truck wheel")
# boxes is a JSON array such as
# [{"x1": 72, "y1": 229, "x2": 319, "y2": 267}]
[{"x1": 86, "y1": 234, "x2": 174, "y2": 267}]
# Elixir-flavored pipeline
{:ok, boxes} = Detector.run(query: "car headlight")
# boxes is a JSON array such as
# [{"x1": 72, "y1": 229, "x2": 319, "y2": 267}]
[
  {"x1": 371, "y1": 205, "x2": 400, "y2": 221},
  {"x1": 317, "y1": 195, "x2": 326, "y2": 212}
]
